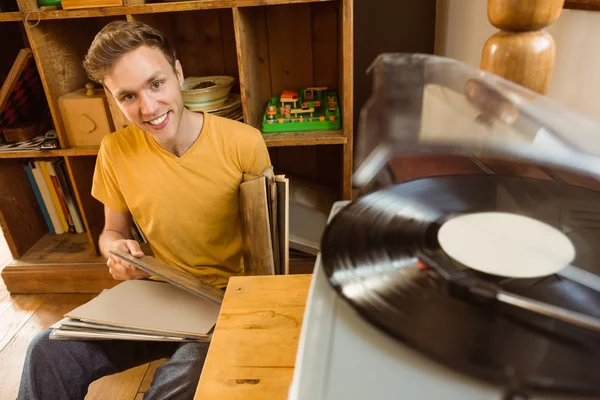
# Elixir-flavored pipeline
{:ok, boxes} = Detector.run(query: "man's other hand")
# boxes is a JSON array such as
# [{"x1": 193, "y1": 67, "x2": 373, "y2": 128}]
[{"x1": 106, "y1": 239, "x2": 150, "y2": 280}]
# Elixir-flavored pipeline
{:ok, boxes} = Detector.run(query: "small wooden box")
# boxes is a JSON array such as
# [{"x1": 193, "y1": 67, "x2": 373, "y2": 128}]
[
  {"x1": 60, "y1": 0, "x2": 123, "y2": 10},
  {"x1": 58, "y1": 84, "x2": 114, "y2": 148},
  {"x1": 3, "y1": 121, "x2": 43, "y2": 143}
]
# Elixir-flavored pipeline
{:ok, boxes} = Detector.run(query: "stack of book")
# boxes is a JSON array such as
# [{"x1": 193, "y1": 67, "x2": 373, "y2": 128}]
[{"x1": 25, "y1": 158, "x2": 84, "y2": 234}]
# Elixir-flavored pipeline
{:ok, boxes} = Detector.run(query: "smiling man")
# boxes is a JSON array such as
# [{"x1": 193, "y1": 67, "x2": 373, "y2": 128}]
[{"x1": 18, "y1": 20, "x2": 271, "y2": 400}]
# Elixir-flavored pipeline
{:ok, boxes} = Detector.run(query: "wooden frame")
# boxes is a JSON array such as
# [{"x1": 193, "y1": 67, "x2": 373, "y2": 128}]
[{"x1": 564, "y1": 0, "x2": 600, "y2": 10}]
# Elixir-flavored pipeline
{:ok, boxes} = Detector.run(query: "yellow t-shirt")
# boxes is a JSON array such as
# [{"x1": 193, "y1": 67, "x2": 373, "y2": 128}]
[{"x1": 91, "y1": 113, "x2": 271, "y2": 289}]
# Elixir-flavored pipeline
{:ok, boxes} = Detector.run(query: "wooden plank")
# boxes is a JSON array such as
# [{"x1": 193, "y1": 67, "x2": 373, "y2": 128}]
[
  {"x1": 338, "y1": 0, "x2": 352, "y2": 200},
  {"x1": 86, "y1": 363, "x2": 149, "y2": 400},
  {"x1": 0, "y1": 159, "x2": 47, "y2": 259},
  {"x1": 388, "y1": 155, "x2": 486, "y2": 183},
  {"x1": 0, "y1": 149, "x2": 65, "y2": 159},
  {"x1": 2, "y1": 262, "x2": 116, "y2": 293},
  {"x1": 475, "y1": 157, "x2": 553, "y2": 180},
  {"x1": 15, "y1": 0, "x2": 37, "y2": 12},
  {"x1": 564, "y1": 0, "x2": 600, "y2": 10},
  {"x1": 0, "y1": 293, "x2": 94, "y2": 400},
  {"x1": 62, "y1": 147, "x2": 100, "y2": 156},
  {"x1": 194, "y1": 274, "x2": 311, "y2": 400},
  {"x1": 262, "y1": 129, "x2": 345, "y2": 147},
  {"x1": 0, "y1": 231, "x2": 12, "y2": 266},
  {"x1": 219, "y1": 9, "x2": 239, "y2": 80},
  {"x1": 233, "y1": 6, "x2": 272, "y2": 128},
  {"x1": 61, "y1": 0, "x2": 123, "y2": 10},
  {"x1": 0, "y1": 294, "x2": 46, "y2": 352},
  {"x1": 311, "y1": 2, "x2": 338, "y2": 89},
  {"x1": 546, "y1": 168, "x2": 600, "y2": 192},
  {"x1": 0, "y1": 12, "x2": 21, "y2": 22},
  {"x1": 138, "y1": 358, "x2": 169, "y2": 393},
  {"x1": 66, "y1": 156, "x2": 103, "y2": 255},
  {"x1": 267, "y1": 3, "x2": 314, "y2": 96},
  {"x1": 30, "y1": 0, "x2": 337, "y2": 20}
]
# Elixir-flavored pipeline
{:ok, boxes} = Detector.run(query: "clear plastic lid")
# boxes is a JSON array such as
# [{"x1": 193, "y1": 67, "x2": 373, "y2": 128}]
[{"x1": 353, "y1": 53, "x2": 600, "y2": 188}]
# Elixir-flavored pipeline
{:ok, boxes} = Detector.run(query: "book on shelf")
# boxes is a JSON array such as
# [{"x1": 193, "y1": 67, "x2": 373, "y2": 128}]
[
  {"x1": 50, "y1": 252, "x2": 225, "y2": 342},
  {"x1": 24, "y1": 158, "x2": 84, "y2": 234}
]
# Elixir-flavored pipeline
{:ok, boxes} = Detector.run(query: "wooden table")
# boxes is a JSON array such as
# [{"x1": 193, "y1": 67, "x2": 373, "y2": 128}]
[{"x1": 194, "y1": 274, "x2": 312, "y2": 399}]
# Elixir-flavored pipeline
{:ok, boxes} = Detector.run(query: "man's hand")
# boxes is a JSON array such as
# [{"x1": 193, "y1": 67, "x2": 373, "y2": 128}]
[{"x1": 106, "y1": 239, "x2": 150, "y2": 280}]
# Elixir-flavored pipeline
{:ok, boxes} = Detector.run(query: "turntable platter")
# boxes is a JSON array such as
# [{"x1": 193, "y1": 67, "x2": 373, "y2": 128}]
[{"x1": 321, "y1": 174, "x2": 600, "y2": 397}]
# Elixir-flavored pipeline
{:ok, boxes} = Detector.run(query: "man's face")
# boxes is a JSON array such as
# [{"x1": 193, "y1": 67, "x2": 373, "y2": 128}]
[{"x1": 104, "y1": 45, "x2": 185, "y2": 144}]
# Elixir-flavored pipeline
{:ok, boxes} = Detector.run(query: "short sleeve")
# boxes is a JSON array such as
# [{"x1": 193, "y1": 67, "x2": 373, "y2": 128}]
[
  {"x1": 91, "y1": 139, "x2": 129, "y2": 213},
  {"x1": 242, "y1": 129, "x2": 272, "y2": 176}
]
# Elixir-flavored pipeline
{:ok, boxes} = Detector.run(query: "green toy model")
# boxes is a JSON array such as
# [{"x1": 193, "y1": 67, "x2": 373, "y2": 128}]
[
  {"x1": 38, "y1": 0, "x2": 62, "y2": 6},
  {"x1": 261, "y1": 87, "x2": 341, "y2": 133}
]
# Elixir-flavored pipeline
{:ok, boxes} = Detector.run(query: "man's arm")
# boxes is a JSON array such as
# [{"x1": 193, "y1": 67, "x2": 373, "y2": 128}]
[{"x1": 100, "y1": 205, "x2": 150, "y2": 280}]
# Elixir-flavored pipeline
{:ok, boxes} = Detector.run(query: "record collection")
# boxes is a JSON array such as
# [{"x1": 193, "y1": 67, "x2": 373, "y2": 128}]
[{"x1": 321, "y1": 174, "x2": 600, "y2": 397}]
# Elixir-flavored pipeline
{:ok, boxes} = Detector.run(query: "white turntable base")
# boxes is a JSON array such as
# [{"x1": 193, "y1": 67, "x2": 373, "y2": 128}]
[{"x1": 287, "y1": 202, "x2": 571, "y2": 400}]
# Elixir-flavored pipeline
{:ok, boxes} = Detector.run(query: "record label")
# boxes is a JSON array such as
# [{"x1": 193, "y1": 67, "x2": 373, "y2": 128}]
[{"x1": 437, "y1": 212, "x2": 576, "y2": 278}]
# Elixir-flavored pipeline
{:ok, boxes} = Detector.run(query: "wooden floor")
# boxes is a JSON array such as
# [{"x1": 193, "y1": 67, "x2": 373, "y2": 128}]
[{"x1": 0, "y1": 234, "x2": 169, "y2": 400}]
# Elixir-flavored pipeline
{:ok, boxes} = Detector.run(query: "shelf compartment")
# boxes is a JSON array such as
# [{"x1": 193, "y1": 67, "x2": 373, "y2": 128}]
[
  {"x1": 263, "y1": 129, "x2": 345, "y2": 147},
  {"x1": 65, "y1": 156, "x2": 104, "y2": 255},
  {"x1": 0, "y1": 21, "x2": 29, "y2": 98},
  {"x1": 0, "y1": 158, "x2": 47, "y2": 259},
  {"x1": 234, "y1": 2, "x2": 339, "y2": 129},
  {"x1": 130, "y1": 9, "x2": 238, "y2": 79},
  {"x1": 1, "y1": 232, "x2": 114, "y2": 293},
  {"x1": 25, "y1": 15, "x2": 126, "y2": 149}
]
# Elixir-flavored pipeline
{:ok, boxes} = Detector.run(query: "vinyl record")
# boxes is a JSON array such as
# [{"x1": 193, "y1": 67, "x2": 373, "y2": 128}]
[{"x1": 321, "y1": 174, "x2": 600, "y2": 397}]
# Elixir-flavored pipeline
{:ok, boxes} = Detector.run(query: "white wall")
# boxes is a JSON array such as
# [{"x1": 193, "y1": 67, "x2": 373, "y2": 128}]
[{"x1": 435, "y1": 0, "x2": 600, "y2": 120}]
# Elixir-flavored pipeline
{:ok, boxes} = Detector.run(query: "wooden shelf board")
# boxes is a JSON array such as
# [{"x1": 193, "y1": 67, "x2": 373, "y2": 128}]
[
  {"x1": 0, "y1": 12, "x2": 22, "y2": 22},
  {"x1": 1, "y1": 232, "x2": 113, "y2": 293},
  {"x1": 63, "y1": 147, "x2": 100, "y2": 156},
  {"x1": 9, "y1": 232, "x2": 104, "y2": 264},
  {"x1": 0, "y1": 149, "x2": 64, "y2": 159},
  {"x1": 32, "y1": 0, "x2": 336, "y2": 20},
  {"x1": 263, "y1": 129, "x2": 346, "y2": 147},
  {"x1": 564, "y1": 0, "x2": 600, "y2": 11},
  {"x1": 0, "y1": 130, "x2": 345, "y2": 159}
]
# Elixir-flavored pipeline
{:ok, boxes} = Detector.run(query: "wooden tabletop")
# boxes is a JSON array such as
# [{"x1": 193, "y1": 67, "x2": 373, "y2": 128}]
[{"x1": 194, "y1": 274, "x2": 312, "y2": 399}]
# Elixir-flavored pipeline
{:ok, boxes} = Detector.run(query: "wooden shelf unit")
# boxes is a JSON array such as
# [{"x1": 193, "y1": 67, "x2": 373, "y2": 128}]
[{"x1": 0, "y1": 0, "x2": 353, "y2": 293}]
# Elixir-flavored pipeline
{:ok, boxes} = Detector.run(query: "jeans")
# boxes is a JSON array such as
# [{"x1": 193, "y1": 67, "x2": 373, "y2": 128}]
[{"x1": 18, "y1": 328, "x2": 209, "y2": 400}]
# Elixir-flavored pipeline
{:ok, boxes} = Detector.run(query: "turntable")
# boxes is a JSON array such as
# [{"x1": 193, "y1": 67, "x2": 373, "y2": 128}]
[{"x1": 288, "y1": 54, "x2": 600, "y2": 399}]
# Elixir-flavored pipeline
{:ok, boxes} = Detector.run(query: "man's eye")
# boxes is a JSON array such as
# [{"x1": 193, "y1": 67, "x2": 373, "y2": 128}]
[
  {"x1": 123, "y1": 94, "x2": 135, "y2": 101},
  {"x1": 152, "y1": 81, "x2": 162, "y2": 89}
]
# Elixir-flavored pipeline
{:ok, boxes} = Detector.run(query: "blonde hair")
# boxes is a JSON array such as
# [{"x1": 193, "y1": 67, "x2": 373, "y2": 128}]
[{"x1": 83, "y1": 20, "x2": 176, "y2": 84}]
